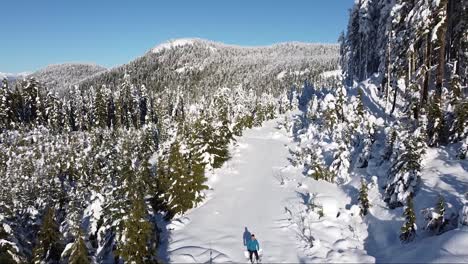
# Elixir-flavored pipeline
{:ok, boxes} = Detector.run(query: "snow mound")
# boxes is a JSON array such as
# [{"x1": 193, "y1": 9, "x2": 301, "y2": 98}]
[
  {"x1": 168, "y1": 217, "x2": 191, "y2": 231},
  {"x1": 319, "y1": 69, "x2": 341, "y2": 78}
]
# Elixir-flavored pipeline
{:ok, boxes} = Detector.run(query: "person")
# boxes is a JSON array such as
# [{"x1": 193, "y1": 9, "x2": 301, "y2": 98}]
[{"x1": 246, "y1": 234, "x2": 260, "y2": 263}]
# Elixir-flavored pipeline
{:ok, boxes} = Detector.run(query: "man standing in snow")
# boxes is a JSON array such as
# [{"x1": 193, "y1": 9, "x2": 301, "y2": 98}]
[{"x1": 247, "y1": 234, "x2": 260, "y2": 263}]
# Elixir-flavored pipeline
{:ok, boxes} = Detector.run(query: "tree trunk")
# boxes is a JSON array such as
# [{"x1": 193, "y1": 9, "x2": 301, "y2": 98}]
[
  {"x1": 390, "y1": 78, "x2": 398, "y2": 115},
  {"x1": 422, "y1": 33, "x2": 431, "y2": 105},
  {"x1": 436, "y1": 0, "x2": 448, "y2": 97}
]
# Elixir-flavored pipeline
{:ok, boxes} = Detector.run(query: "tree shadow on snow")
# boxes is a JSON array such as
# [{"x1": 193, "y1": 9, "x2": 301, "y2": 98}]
[
  {"x1": 296, "y1": 191, "x2": 311, "y2": 206},
  {"x1": 438, "y1": 173, "x2": 468, "y2": 197},
  {"x1": 363, "y1": 211, "x2": 403, "y2": 263},
  {"x1": 243, "y1": 227, "x2": 252, "y2": 246},
  {"x1": 341, "y1": 184, "x2": 359, "y2": 210},
  {"x1": 156, "y1": 216, "x2": 171, "y2": 263}
]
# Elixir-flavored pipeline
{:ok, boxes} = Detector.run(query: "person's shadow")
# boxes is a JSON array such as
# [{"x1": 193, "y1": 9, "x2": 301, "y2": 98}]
[{"x1": 243, "y1": 227, "x2": 252, "y2": 247}]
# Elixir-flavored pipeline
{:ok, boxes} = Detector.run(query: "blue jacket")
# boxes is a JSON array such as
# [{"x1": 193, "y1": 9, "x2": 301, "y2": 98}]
[{"x1": 247, "y1": 239, "x2": 260, "y2": 251}]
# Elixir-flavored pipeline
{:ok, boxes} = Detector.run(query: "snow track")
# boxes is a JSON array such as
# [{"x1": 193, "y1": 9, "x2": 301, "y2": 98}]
[{"x1": 165, "y1": 118, "x2": 304, "y2": 263}]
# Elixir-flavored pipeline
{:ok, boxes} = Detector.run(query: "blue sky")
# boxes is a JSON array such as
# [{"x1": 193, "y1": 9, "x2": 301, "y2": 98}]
[{"x1": 1, "y1": 0, "x2": 354, "y2": 73}]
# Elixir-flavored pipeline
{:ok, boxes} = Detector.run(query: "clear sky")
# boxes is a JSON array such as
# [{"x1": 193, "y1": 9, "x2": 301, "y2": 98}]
[{"x1": 1, "y1": 0, "x2": 354, "y2": 73}]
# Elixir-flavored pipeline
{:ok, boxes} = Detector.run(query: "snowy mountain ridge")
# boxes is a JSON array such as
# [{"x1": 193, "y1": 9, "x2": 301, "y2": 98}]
[{"x1": 150, "y1": 38, "x2": 339, "y2": 54}]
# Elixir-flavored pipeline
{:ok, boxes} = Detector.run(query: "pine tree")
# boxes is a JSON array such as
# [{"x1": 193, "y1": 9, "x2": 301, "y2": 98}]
[
  {"x1": 335, "y1": 85, "x2": 346, "y2": 122},
  {"x1": 359, "y1": 178, "x2": 370, "y2": 216},
  {"x1": 382, "y1": 128, "x2": 398, "y2": 161},
  {"x1": 140, "y1": 84, "x2": 149, "y2": 126},
  {"x1": 116, "y1": 195, "x2": 154, "y2": 264},
  {"x1": 427, "y1": 95, "x2": 446, "y2": 146},
  {"x1": 68, "y1": 230, "x2": 90, "y2": 264},
  {"x1": 0, "y1": 78, "x2": 10, "y2": 130},
  {"x1": 356, "y1": 87, "x2": 364, "y2": 118},
  {"x1": 451, "y1": 98, "x2": 468, "y2": 141},
  {"x1": 400, "y1": 196, "x2": 417, "y2": 243},
  {"x1": 0, "y1": 224, "x2": 17, "y2": 264},
  {"x1": 94, "y1": 86, "x2": 107, "y2": 128},
  {"x1": 32, "y1": 207, "x2": 63, "y2": 264},
  {"x1": 322, "y1": 95, "x2": 337, "y2": 134}
]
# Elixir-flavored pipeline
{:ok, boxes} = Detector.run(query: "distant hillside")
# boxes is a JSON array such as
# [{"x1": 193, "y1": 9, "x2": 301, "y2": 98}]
[
  {"x1": 0, "y1": 72, "x2": 30, "y2": 83},
  {"x1": 28, "y1": 63, "x2": 106, "y2": 94}
]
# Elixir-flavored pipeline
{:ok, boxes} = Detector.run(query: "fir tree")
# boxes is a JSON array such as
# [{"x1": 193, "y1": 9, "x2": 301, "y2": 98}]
[
  {"x1": 159, "y1": 140, "x2": 208, "y2": 219},
  {"x1": 32, "y1": 207, "x2": 63, "y2": 264},
  {"x1": 0, "y1": 78, "x2": 10, "y2": 130},
  {"x1": 427, "y1": 95, "x2": 446, "y2": 146},
  {"x1": 116, "y1": 196, "x2": 154, "y2": 264},
  {"x1": 451, "y1": 99, "x2": 468, "y2": 141},
  {"x1": 0, "y1": 224, "x2": 17, "y2": 264},
  {"x1": 400, "y1": 196, "x2": 417, "y2": 243},
  {"x1": 359, "y1": 178, "x2": 370, "y2": 216},
  {"x1": 94, "y1": 86, "x2": 107, "y2": 128},
  {"x1": 356, "y1": 87, "x2": 364, "y2": 118},
  {"x1": 68, "y1": 230, "x2": 90, "y2": 264}
]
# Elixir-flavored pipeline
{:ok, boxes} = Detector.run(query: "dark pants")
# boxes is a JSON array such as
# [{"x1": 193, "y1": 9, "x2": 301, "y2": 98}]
[{"x1": 248, "y1": 250, "x2": 259, "y2": 262}]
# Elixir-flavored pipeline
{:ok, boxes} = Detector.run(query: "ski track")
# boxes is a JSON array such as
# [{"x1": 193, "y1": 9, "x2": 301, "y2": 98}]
[{"x1": 164, "y1": 116, "x2": 375, "y2": 263}]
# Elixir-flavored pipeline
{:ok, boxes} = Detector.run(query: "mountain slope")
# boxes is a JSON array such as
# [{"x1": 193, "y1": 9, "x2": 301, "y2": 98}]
[{"x1": 79, "y1": 38, "x2": 339, "y2": 99}]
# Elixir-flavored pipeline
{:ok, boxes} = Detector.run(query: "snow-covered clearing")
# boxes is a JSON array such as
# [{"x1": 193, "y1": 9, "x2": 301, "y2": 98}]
[{"x1": 161, "y1": 116, "x2": 374, "y2": 263}]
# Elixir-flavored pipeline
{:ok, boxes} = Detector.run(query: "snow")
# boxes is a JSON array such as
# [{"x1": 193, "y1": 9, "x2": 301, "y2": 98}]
[
  {"x1": 152, "y1": 39, "x2": 196, "y2": 54},
  {"x1": 0, "y1": 71, "x2": 30, "y2": 81},
  {"x1": 276, "y1": 71, "x2": 286, "y2": 80},
  {"x1": 319, "y1": 69, "x2": 341, "y2": 78}
]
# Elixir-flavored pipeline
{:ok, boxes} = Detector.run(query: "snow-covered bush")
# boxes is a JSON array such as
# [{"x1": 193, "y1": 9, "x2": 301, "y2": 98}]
[
  {"x1": 421, "y1": 196, "x2": 447, "y2": 235},
  {"x1": 457, "y1": 137, "x2": 467, "y2": 160},
  {"x1": 330, "y1": 142, "x2": 351, "y2": 184},
  {"x1": 295, "y1": 212, "x2": 316, "y2": 248},
  {"x1": 459, "y1": 205, "x2": 468, "y2": 228}
]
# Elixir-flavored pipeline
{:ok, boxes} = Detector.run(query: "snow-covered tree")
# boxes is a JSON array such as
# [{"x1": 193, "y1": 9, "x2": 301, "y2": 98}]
[
  {"x1": 400, "y1": 197, "x2": 417, "y2": 243},
  {"x1": 359, "y1": 178, "x2": 370, "y2": 216},
  {"x1": 32, "y1": 207, "x2": 63, "y2": 264},
  {"x1": 385, "y1": 127, "x2": 426, "y2": 208},
  {"x1": 329, "y1": 141, "x2": 351, "y2": 185},
  {"x1": 116, "y1": 196, "x2": 154, "y2": 263},
  {"x1": 68, "y1": 230, "x2": 90, "y2": 264}
]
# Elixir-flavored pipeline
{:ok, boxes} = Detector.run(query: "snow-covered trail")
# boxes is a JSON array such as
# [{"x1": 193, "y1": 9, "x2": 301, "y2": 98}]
[{"x1": 164, "y1": 118, "x2": 305, "y2": 263}]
